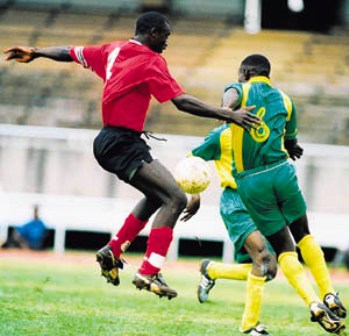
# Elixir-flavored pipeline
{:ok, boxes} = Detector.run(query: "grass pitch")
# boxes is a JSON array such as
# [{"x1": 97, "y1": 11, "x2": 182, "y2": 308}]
[{"x1": 0, "y1": 251, "x2": 348, "y2": 336}]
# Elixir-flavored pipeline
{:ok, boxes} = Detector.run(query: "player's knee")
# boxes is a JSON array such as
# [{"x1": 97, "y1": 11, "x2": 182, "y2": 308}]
[
  {"x1": 265, "y1": 253, "x2": 277, "y2": 281},
  {"x1": 254, "y1": 251, "x2": 277, "y2": 281},
  {"x1": 265, "y1": 257, "x2": 278, "y2": 281},
  {"x1": 171, "y1": 188, "x2": 187, "y2": 212}
]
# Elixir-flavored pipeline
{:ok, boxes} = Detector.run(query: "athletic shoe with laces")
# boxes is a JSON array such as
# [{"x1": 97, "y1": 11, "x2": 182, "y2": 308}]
[
  {"x1": 324, "y1": 292, "x2": 347, "y2": 319},
  {"x1": 310, "y1": 302, "x2": 346, "y2": 334},
  {"x1": 96, "y1": 245, "x2": 124, "y2": 286},
  {"x1": 197, "y1": 259, "x2": 216, "y2": 303},
  {"x1": 240, "y1": 323, "x2": 270, "y2": 335},
  {"x1": 132, "y1": 272, "x2": 178, "y2": 300}
]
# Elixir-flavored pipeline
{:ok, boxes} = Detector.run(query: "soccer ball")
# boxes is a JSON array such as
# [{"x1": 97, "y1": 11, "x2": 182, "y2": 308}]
[{"x1": 174, "y1": 156, "x2": 211, "y2": 194}]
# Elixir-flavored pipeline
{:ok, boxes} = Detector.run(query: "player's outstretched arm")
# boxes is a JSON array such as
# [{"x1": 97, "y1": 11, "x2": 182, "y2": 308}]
[
  {"x1": 172, "y1": 94, "x2": 259, "y2": 131},
  {"x1": 4, "y1": 46, "x2": 73, "y2": 63}
]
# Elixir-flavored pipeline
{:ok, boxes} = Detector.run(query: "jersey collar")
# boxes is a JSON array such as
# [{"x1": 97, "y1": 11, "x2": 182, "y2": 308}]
[
  {"x1": 248, "y1": 76, "x2": 271, "y2": 85},
  {"x1": 129, "y1": 39, "x2": 142, "y2": 45}
]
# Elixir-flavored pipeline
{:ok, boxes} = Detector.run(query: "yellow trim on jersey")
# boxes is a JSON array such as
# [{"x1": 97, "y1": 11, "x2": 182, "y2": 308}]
[
  {"x1": 231, "y1": 83, "x2": 250, "y2": 173},
  {"x1": 214, "y1": 127, "x2": 237, "y2": 189},
  {"x1": 279, "y1": 89, "x2": 292, "y2": 121},
  {"x1": 248, "y1": 76, "x2": 271, "y2": 86},
  {"x1": 279, "y1": 89, "x2": 295, "y2": 156}
]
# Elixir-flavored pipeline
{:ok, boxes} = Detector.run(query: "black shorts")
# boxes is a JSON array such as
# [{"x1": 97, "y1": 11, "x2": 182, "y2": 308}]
[{"x1": 93, "y1": 126, "x2": 153, "y2": 182}]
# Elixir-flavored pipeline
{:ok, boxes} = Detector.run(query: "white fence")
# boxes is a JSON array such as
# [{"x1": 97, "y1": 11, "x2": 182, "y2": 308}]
[
  {"x1": 1, "y1": 191, "x2": 348, "y2": 264},
  {"x1": 0, "y1": 191, "x2": 235, "y2": 262},
  {"x1": 0, "y1": 124, "x2": 348, "y2": 262}
]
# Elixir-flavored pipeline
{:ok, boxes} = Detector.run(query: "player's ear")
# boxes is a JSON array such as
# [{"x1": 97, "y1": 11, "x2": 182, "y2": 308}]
[
  {"x1": 243, "y1": 67, "x2": 251, "y2": 81},
  {"x1": 238, "y1": 65, "x2": 249, "y2": 82},
  {"x1": 149, "y1": 27, "x2": 158, "y2": 38}
]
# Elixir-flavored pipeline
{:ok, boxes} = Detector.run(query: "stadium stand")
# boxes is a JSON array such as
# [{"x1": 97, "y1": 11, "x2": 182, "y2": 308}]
[
  {"x1": 171, "y1": 0, "x2": 243, "y2": 21},
  {"x1": 9, "y1": 0, "x2": 139, "y2": 14},
  {"x1": 0, "y1": 5, "x2": 349, "y2": 141}
]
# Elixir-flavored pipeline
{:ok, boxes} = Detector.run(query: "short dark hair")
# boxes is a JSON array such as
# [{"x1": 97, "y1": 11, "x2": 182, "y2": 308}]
[
  {"x1": 241, "y1": 54, "x2": 271, "y2": 77},
  {"x1": 135, "y1": 11, "x2": 170, "y2": 34}
]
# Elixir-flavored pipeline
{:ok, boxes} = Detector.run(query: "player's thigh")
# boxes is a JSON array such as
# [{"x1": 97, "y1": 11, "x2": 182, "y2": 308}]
[{"x1": 131, "y1": 159, "x2": 187, "y2": 206}]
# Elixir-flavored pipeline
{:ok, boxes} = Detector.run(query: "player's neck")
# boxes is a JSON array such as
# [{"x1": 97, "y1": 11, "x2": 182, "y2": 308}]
[{"x1": 131, "y1": 35, "x2": 147, "y2": 45}]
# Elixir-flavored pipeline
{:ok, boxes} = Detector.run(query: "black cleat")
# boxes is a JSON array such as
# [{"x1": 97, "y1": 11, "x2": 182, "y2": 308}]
[
  {"x1": 132, "y1": 272, "x2": 177, "y2": 300},
  {"x1": 310, "y1": 302, "x2": 346, "y2": 334},
  {"x1": 96, "y1": 245, "x2": 124, "y2": 286},
  {"x1": 324, "y1": 292, "x2": 347, "y2": 319}
]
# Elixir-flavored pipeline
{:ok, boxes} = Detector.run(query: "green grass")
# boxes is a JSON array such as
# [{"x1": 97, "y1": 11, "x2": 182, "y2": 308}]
[{"x1": 0, "y1": 252, "x2": 348, "y2": 336}]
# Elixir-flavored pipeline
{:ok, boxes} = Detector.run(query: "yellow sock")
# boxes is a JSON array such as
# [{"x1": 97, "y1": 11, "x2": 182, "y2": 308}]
[
  {"x1": 240, "y1": 271, "x2": 266, "y2": 332},
  {"x1": 278, "y1": 252, "x2": 320, "y2": 306},
  {"x1": 298, "y1": 235, "x2": 335, "y2": 299},
  {"x1": 207, "y1": 262, "x2": 252, "y2": 280}
]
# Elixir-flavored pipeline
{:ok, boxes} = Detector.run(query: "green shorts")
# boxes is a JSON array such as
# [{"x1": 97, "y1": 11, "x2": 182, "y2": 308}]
[
  {"x1": 220, "y1": 187, "x2": 273, "y2": 263},
  {"x1": 236, "y1": 161, "x2": 307, "y2": 237}
]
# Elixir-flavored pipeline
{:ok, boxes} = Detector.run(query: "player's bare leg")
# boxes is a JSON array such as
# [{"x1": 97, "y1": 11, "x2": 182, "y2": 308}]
[{"x1": 129, "y1": 160, "x2": 187, "y2": 299}]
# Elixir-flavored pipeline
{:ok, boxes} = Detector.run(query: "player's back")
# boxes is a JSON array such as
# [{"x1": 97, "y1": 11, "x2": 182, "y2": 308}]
[{"x1": 230, "y1": 77, "x2": 292, "y2": 175}]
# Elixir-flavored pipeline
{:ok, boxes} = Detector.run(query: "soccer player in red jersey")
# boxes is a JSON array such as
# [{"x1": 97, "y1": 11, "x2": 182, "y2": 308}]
[{"x1": 4, "y1": 11, "x2": 260, "y2": 299}]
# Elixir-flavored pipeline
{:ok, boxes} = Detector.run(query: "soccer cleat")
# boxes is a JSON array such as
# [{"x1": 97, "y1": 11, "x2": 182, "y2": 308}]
[
  {"x1": 96, "y1": 245, "x2": 124, "y2": 286},
  {"x1": 310, "y1": 302, "x2": 346, "y2": 334},
  {"x1": 324, "y1": 292, "x2": 347, "y2": 319},
  {"x1": 132, "y1": 272, "x2": 177, "y2": 300},
  {"x1": 240, "y1": 324, "x2": 270, "y2": 335},
  {"x1": 197, "y1": 259, "x2": 216, "y2": 303}
]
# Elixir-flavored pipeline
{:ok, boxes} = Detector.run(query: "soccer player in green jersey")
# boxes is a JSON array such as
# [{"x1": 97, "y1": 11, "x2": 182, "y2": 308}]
[
  {"x1": 226, "y1": 54, "x2": 346, "y2": 334},
  {"x1": 181, "y1": 123, "x2": 276, "y2": 335}
]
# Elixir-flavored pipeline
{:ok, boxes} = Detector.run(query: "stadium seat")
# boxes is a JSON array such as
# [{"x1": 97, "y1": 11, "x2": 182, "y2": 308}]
[{"x1": 0, "y1": 7, "x2": 348, "y2": 140}]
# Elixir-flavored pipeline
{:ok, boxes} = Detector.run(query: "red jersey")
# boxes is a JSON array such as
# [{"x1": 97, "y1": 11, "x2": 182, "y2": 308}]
[{"x1": 70, "y1": 40, "x2": 184, "y2": 132}]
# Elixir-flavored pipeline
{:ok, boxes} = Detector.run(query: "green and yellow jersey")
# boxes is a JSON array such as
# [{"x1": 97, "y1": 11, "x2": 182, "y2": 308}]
[
  {"x1": 191, "y1": 123, "x2": 237, "y2": 189},
  {"x1": 190, "y1": 123, "x2": 276, "y2": 262},
  {"x1": 227, "y1": 76, "x2": 298, "y2": 174}
]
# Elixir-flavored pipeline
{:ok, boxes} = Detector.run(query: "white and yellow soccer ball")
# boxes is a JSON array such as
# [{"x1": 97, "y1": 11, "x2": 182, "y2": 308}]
[{"x1": 174, "y1": 156, "x2": 211, "y2": 194}]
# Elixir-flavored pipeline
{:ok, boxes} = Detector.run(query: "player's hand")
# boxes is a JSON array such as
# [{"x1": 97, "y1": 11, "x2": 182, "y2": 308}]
[
  {"x1": 4, "y1": 46, "x2": 37, "y2": 63},
  {"x1": 286, "y1": 144, "x2": 303, "y2": 160},
  {"x1": 284, "y1": 139, "x2": 304, "y2": 160},
  {"x1": 225, "y1": 105, "x2": 261, "y2": 132},
  {"x1": 180, "y1": 194, "x2": 201, "y2": 222}
]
